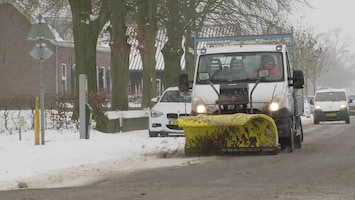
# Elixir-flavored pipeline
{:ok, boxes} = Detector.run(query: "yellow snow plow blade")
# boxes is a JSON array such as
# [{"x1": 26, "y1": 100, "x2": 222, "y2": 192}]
[{"x1": 177, "y1": 113, "x2": 280, "y2": 156}]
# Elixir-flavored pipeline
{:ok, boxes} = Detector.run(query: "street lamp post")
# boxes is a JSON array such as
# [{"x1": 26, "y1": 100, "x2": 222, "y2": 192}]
[{"x1": 27, "y1": 15, "x2": 55, "y2": 145}]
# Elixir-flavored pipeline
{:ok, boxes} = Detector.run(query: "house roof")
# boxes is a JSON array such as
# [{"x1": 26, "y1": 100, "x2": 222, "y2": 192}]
[{"x1": 1, "y1": 1, "x2": 241, "y2": 72}]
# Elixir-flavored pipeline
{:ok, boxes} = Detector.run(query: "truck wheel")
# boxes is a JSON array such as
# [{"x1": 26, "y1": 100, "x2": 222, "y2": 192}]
[
  {"x1": 345, "y1": 115, "x2": 350, "y2": 124},
  {"x1": 313, "y1": 116, "x2": 319, "y2": 124},
  {"x1": 295, "y1": 119, "x2": 303, "y2": 149},
  {"x1": 286, "y1": 123, "x2": 295, "y2": 153}
]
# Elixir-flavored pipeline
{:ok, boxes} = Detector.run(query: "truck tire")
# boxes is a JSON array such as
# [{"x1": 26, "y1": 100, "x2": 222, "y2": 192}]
[
  {"x1": 285, "y1": 121, "x2": 295, "y2": 153},
  {"x1": 295, "y1": 119, "x2": 303, "y2": 149},
  {"x1": 345, "y1": 115, "x2": 350, "y2": 124},
  {"x1": 313, "y1": 116, "x2": 320, "y2": 124}
]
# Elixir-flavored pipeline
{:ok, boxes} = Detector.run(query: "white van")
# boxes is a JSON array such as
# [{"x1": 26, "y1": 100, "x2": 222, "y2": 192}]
[{"x1": 312, "y1": 88, "x2": 350, "y2": 124}]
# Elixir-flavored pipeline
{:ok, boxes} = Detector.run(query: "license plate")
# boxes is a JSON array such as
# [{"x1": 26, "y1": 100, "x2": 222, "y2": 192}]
[
  {"x1": 170, "y1": 120, "x2": 179, "y2": 125},
  {"x1": 325, "y1": 113, "x2": 337, "y2": 117}
]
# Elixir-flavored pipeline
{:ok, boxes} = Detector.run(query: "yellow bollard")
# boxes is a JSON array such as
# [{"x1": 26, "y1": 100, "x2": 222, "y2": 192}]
[{"x1": 34, "y1": 97, "x2": 40, "y2": 145}]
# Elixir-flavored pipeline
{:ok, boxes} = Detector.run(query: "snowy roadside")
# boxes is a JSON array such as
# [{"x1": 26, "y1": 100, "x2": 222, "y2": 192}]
[
  {"x1": 0, "y1": 129, "x2": 207, "y2": 190},
  {"x1": 1, "y1": 116, "x2": 313, "y2": 191}
]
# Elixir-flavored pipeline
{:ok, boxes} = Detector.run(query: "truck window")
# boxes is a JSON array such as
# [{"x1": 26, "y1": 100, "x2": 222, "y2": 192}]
[{"x1": 197, "y1": 52, "x2": 284, "y2": 83}]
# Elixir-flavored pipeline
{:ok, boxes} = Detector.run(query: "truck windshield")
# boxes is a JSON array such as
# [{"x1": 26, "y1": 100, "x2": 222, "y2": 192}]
[{"x1": 197, "y1": 52, "x2": 284, "y2": 83}]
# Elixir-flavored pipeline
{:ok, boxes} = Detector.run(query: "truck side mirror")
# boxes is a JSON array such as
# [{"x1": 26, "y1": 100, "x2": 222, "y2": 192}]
[
  {"x1": 178, "y1": 73, "x2": 189, "y2": 92},
  {"x1": 292, "y1": 70, "x2": 304, "y2": 89},
  {"x1": 309, "y1": 99, "x2": 314, "y2": 105}
]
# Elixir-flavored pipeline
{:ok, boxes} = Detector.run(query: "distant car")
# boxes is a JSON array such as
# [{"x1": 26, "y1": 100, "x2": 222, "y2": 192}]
[
  {"x1": 312, "y1": 88, "x2": 350, "y2": 124},
  {"x1": 303, "y1": 96, "x2": 311, "y2": 118},
  {"x1": 148, "y1": 87, "x2": 191, "y2": 137},
  {"x1": 348, "y1": 94, "x2": 355, "y2": 115}
]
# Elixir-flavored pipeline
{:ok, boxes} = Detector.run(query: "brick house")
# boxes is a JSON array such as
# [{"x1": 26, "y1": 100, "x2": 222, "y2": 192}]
[{"x1": 0, "y1": 1, "x2": 165, "y2": 108}]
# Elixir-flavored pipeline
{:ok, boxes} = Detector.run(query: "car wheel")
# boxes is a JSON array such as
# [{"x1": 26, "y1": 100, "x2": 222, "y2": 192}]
[{"x1": 149, "y1": 131, "x2": 159, "y2": 137}]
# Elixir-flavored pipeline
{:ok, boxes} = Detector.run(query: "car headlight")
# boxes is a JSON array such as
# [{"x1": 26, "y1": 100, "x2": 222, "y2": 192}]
[
  {"x1": 315, "y1": 105, "x2": 321, "y2": 110},
  {"x1": 269, "y1": 93, "x2": 286, "y2": 112},
  {"x1": 192, "y1": 96, "x2": 207, "y2": 114},
  {"x1": 150, "y1": 110, "x2": 163, "y2": 118}
]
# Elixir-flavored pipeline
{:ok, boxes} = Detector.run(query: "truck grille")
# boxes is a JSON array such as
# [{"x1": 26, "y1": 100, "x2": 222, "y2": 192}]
[{"x1": 217, "y1": 83, "x2": 249, "y2": 105}]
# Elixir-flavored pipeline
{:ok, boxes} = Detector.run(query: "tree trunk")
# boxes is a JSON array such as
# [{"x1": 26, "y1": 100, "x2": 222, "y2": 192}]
[
  {"x1": 140, "y1": 40, "x2": 157, "y2": 108},
  {"x1": 68, "y1": 0, "x2": 109, "y2": 119},
  {"x1": 69, "y1": 0, "x2": 96, "y2": 94},
  {"x1": 110, "y1": 0, "x2": 130, "y2": 110},
  {"x1": 183, "y1": 0, "x2": 198, "y2": 80},
  {"x1": 161, "y1": 0, "x2": 184, "y2": 88},
  {"x1": 135, "y1": 1, "x2": 158, "y2": 108}
]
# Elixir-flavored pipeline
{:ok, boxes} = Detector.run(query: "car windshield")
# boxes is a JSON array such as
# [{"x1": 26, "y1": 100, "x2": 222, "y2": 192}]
[
  {"x1": 197, "y1": 52, "x2": 284, "y2": 83},
  {"x1": 159, "y1": 90, "x2": 191, "y2": 103},
  {"x1": 315, "y1": 92, "x2": 346, "y2": 101}
]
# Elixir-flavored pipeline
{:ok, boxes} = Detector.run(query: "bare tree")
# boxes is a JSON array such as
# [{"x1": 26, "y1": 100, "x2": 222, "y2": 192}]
[
  {"x1": 108, "y1": 0, "x2": 131, "y2": 110},
  {"x1": 316, "y1": 29, "x2": 355, "y2": 90},
  {"x1": 68, "y1": 0, "x2": 110, "y2": 95},
  {"x1": 322, "y1": 29, "x2": 352, "y2": 69},
  {"x1": 161, "y1": 0, "x2": 308, "y2": 88},
  {"x1": 160, "y1": 0, "x2": 187, "y2": 88},
  {"x1": 293, "y1": 23, "x2": 332, "y2": 95},
  {"x1": 133, "y1": 0, "x2": 159, "y2": 108}
]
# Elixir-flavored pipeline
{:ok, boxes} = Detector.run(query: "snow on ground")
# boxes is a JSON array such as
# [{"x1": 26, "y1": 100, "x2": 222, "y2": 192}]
[
  {"x1": 0, "y1": 115, "x2": 313, "y2": 191},
  {"x1": 0, "y1": 129, "x2": 206, "y2": 190}
]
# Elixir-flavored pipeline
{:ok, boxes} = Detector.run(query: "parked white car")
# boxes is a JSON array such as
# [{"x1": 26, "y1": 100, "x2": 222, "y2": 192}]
[{"x1": 148, "y1": 87, "x2": 191, "y2": 137}]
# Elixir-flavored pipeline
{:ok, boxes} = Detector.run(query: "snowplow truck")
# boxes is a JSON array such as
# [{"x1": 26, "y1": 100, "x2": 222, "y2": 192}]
[{"x1": 177, "y1": 32, "x2": 305, "y2": 155}]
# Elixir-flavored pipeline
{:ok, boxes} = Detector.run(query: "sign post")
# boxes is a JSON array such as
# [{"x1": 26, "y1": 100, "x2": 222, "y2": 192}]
[
  {"x1": 17, "y1": 115, "x2": 27, "y2": 140},
  {"x1": 27, "y1": 14, "x2": 54, "y2": 145}
]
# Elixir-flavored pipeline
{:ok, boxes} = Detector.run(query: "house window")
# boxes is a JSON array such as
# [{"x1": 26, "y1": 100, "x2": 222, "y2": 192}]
[
  {"x1": 71, "y1": 64, "x2": 76, "y2": 93},
  {"x1": 97, "y1": 66, "x2": 106, "y2": 91},
  {"x1": 61, "y1": 63, "x2": 67, "y2": 93},
  {"x1": 106, "y1": 67, "x2": 111, "y2": 91}
]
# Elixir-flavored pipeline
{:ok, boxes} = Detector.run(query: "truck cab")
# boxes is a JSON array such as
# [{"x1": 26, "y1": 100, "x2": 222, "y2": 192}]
[{"x1": 180, "y1": 33, "x2": 305, "y2": 152}]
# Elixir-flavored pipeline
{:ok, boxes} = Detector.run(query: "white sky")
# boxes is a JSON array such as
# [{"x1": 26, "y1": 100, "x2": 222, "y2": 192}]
[{"x1": 291, "y1": 0, "x2": 355, "y2": 53}]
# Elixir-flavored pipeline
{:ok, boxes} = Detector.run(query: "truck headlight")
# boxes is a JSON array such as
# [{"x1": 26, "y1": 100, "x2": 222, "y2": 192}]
[
  {"x1": 269, "y1": 102, "x2": 280, "y2": 111},
  {"x1": 340, "y1": 104, "x2": 347, "y2": 109},
  {"x1": 269, "y1": 93, "x2": 286, "y2": 112},
  {"x1": 192, "y1": 96, "x2": 207, "y2": 114}
]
